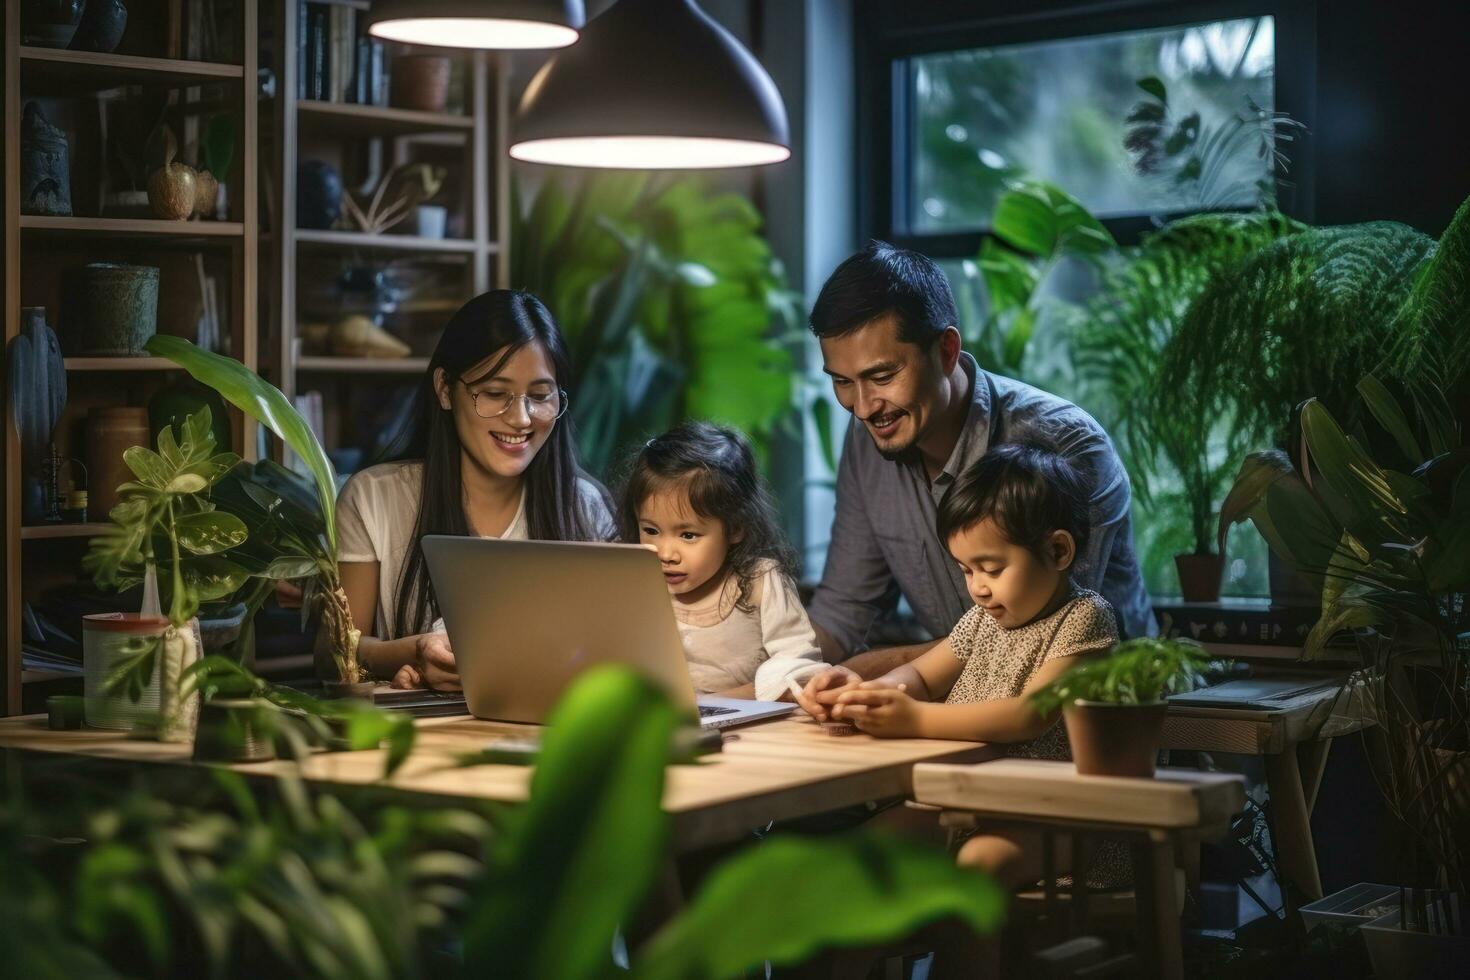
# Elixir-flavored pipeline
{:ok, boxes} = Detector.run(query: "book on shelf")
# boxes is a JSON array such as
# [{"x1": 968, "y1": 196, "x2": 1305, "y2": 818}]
[
  {"x1": 306, "y1": 3, "x2": 327, "y2": 101},
  {"x1": 298, "y1": 0, "x2": 383, "y2": 106}
]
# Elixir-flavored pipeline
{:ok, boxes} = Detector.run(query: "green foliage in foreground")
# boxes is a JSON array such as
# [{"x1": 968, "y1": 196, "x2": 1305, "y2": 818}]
[
  {"x1": 1029, "y1": 638, "x2": 1213, "y2": 713},
  {"x1": 2, "y1": 667, "x2": 1007, "y2": 979}
]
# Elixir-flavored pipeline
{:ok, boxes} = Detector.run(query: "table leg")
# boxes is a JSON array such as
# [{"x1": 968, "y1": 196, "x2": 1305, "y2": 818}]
[
  {"x1": 1299, "y1": 738, "x2": 1333, "y2": 813},
  {"x1": 1265, "y1": 745, "x2": 1324, "y2": 910},
  {"x1": 1132, "y1": 831, "x2": 1182, "y2": 980}
]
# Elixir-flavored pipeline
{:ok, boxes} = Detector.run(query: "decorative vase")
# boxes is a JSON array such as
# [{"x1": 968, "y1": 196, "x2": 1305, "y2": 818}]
[
  {"x1": 71, "y1": 0, "x2": 128, "y2": 52},
  {"x1": 60, "y1": 262, "x2": 160, "y2": 354},
  {"x1": 330, "y1": 314, "x2": 410, "y2": 358},
  {"x1": 21, "y1": 0, "x2": 85, "y2": 48},
  {"x1": 1062, "y1": 700, "x2": 1168, "y2": 778},
  {"x1": 192, "y1": 169, "x2": 219, "y2": 218},
  {"x1": 87, "y1": 406, "x2": 149, "y2": 518},
  {"x1": 1174, "y1": 553, "x2": 1224, "y2": 603},
  {"x1": 193, "y1": 698, "x2": 277, "y2": 763},
  {"x1": 298, "y1": 161, "x2": 343, "y2": 230},
  {"x1": 83, "y1": 614, "x2": 201, "y2": 739},
  {"x1": 149, "y1": 162, "x2": 197, "y2": 220},
  {"x1": 390, "y1": 55, "x2": 451, "y2": 112},
  {"x1": 8, "y1": 307, "x2": 67, "y2": 524},
  {"x1": 20, "y1": 102, "x2": 72, "y2": 216}
]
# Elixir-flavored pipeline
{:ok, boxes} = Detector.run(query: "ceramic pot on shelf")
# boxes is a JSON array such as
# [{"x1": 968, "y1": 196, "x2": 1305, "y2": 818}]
[
  {"x1": 20, "y1": 102, "x2": 72, "y2": 216},
  {"x1": 71, "y1": 0, "x2": 129, "y2": 53},
  {"x1": 297, "y1": 161, "x2": 343, "y2": 230},
  {"x1": 60, "y1": 262, "x2": 160, "y2": 355},
  {"x1": 87, "y1": 406, "x2": 150, "y2": 518},
  {"x1": 390, "y1": 55, "x2": 451, "y2": 112}
]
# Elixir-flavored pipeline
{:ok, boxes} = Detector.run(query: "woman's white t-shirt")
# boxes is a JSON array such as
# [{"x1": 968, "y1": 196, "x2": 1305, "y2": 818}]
[{"x1": 336, "y1": 460, "x2": 614, "y2": 638}]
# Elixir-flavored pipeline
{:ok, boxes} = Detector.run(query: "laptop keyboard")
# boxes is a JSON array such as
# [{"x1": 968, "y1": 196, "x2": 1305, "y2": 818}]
[{"x1": 698, "y1": 705, "x2": 739, "y2": 717}]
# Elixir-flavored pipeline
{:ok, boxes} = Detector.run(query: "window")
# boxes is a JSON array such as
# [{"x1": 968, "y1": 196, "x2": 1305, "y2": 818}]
[{"x1": 907, "y1": 16, "x2": 1277, "y2": 233}]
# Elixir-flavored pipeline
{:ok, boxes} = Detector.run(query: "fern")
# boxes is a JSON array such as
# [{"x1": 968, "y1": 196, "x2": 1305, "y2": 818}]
[
  {"x1": 1076, "y1": 210, "x2": 1303, "y2": 551},
  {"x1": 1157, "y1": 221, "x2": 1438, "y2": 452},
  {"x1": 1390, "y1": 193, "x2": 1470, "y2": 388}
]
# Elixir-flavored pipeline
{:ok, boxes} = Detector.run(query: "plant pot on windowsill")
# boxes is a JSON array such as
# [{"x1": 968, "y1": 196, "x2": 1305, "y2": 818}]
[
  {"x1": 192, "y1": 698, "x2": 277, "y2": 763},
  {"x1": 1062, "y1": 700, "x2": 1168, "y2": 777},
  {"x1": 1175, "y1": 552, "x2": 1223, "y2": 602}
]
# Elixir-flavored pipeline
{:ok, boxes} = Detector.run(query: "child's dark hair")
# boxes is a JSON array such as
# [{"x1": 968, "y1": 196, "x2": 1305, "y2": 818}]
[
  {"x1": 620, "y1": 421, "x2": 797, "y2": 612},
  {"x1": 936, "y1": 443, "x2": 1091, "y2": 562}
]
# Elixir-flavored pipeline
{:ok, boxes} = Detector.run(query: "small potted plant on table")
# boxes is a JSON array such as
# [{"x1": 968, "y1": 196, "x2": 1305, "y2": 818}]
[{"x1": 1029, "y1": 637, "x2": 1212, "y2": 777}]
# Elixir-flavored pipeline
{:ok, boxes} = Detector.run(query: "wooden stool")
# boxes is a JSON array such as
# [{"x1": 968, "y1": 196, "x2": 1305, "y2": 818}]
[{"x1": 913, "y1": 759, "x2": 1247, "y2": 979}]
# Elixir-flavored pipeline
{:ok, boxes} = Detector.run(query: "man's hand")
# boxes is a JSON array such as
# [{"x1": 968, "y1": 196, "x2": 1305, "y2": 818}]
[
  {"x1": 831, "y1": 682, "x2": 924, "y2": 738},
  {"x1": 414, "y1": 632, "x2": 461, "y2": 691},
  {"x1": 794, "y1": 666, "x2": 862, "y2": 721}
]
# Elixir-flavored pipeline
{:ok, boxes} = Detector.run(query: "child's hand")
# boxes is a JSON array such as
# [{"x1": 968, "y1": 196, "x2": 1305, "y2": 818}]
[
  {"x1": 795, "y1": 666, "x2": 862, "y2": 721},
  {"x1": 831, "y1": 683, "x2": 924, "y2": 738}
]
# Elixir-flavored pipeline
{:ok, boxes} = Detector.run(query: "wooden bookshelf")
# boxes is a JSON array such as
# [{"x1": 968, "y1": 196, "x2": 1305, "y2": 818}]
[
  {"x1": 3, "y1": 3, "x2": 260, "y2": 714},
  {"x1": 269, "y1": 0, "x2": 510, "y2": 465}
]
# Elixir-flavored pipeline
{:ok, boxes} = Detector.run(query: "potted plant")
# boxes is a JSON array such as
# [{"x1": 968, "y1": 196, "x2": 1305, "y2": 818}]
[
  {"x1": 1029, "y1": 637, "x2": 1213, "y2": 777},
  {"x1": 1217, "y1": 374, "x2": 1469, "y2": 951},
  {"x1": 84, "y1": 407, "x2": 249, "y2": 741},
  {"x1": 143, "y1": 335, "x2": 365, "y2": 694}
]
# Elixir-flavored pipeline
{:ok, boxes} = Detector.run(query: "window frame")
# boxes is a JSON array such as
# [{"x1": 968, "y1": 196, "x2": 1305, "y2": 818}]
[{"x1": 856, "y1": 0, "x2": 1319, "y2": 256}]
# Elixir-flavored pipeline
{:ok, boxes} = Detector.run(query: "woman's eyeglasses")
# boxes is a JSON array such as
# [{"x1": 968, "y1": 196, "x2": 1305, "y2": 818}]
[{"x1": 459, "y1": 380, "x2": 569, "y2": 422}]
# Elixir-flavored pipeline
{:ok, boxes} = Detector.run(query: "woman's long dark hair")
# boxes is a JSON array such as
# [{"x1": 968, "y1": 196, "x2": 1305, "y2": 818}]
[
  {"x1": 619, "y1": 421, "x2": 797, "y2": 613},
  {"x1": 386, "y1": 290, "x2": 609, "y2": 636}
]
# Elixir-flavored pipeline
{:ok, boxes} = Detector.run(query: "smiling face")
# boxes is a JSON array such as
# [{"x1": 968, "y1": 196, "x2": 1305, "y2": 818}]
[
  {"x1": 947, "y1": 517, "x2": 1076, "y2": 629},
  {"x1": 434, "y1": 342, "x2": 560, "y2": 481},
  {"x1": 636, "y1": 484, "x2": 735, "y2": 605},
  {"x1": 819, "y1": 315, "x2": 961, "y2": 459}
]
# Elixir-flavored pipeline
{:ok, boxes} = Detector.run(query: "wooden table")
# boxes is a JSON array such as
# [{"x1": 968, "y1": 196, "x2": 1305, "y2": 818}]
[
  {"x1": 1160, "y1": 675, "x2": 1371, "y2": 911},
  {"x1": 914, "y1": 759, "x2": 1248, "y2": 980},
  {"x1": 0, "y1": 713, "x2": 999, "y2": 853}
]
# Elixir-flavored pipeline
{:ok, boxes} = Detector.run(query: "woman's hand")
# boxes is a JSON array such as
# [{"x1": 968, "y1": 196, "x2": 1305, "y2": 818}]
[
  {"x1": 414, "y1": 632, "x2": 461, "y2": 691},
  {"x1": 795, "y1": 666, "x2": 863, "y2": 721},
  {"x1": 831, "y1": 683, "x2": 924, "y2": 738},
  {"x1": 391, "y1": 664, "x2": 423, "y2": 689}
]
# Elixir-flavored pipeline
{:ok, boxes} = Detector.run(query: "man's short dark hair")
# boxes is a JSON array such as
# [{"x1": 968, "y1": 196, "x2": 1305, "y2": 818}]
[
  {"x1": 936, "y1": 443, "x2": 1091, "y2": 559},
  {"x1": 809, "y1": 240, "x2": 959, "y2": 348}
]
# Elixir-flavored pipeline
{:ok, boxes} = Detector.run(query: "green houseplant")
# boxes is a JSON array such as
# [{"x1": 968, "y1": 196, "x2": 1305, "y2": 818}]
[
  {"x1": 512, "y1": 172, "x2": 803, "y2": 476},
  {"x1": 1030, "y1": 638, "x2": 1212, "y2": 777},
  {"x1": 84, "y1": 407, "x2": 248, "y2": 741},
  {"x1": 1217, "y1": 377, "x2": 1469, "y2": 927},
  {"x1": 143, "y1": 335, "x2": 364, "y2": 691},
  {"x1": 3, "y1": 666, "x2": 1007, "y2": 978}
]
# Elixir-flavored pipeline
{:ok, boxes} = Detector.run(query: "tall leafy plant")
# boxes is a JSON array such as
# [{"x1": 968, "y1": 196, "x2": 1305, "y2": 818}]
[
  {"x1": 145, "y1": 336, "x2": 362, "y2": 684},
  {"x1": 1218, "y1": 378, "x2": 1469, "y2": 904},
  {"x1": 84, "y1": 407, "x2": 248, "y2": 739},
  {"x1": 512, "y1": 173, "x2": 803, "y2": 476}
]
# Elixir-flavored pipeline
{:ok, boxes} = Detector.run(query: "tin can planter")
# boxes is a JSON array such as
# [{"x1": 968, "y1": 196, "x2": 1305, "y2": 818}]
[
  {"x1": 1062, "y1": 700, "x2": 1168, "y2": 778},
  {"x1": 60, "y1": 263, "x2": 160, "y2": 355},
  {"x1": 193, "y1": 698, "x2": 277, "y2": 763},
  {"x1": 83, "y1": 614, "x2": 200, "y2": 741}
]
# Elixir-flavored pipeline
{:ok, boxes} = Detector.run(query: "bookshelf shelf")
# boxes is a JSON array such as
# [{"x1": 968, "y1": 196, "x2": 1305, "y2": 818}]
[
  {"x1": 294, "y1": 229, "x2": 479, "y2": 253},
  {"x1": 297, "y1": 356, "x2": 431, "y2": 374},
  {"x1": 21, "y1": 215, "x2": 246, "y2": 240},
  {"x1": 19, "y1": 46, "x2": 244, "y2": 93},
  {"x1": 297, "y1": 100, "x2": 474, "y2": 137},
  {"x1": 62, "y1": 357, "x2": 183, "y2": 372},
  {"x1": 20, "y1": 524, "x2": 112, "y2": 541}
]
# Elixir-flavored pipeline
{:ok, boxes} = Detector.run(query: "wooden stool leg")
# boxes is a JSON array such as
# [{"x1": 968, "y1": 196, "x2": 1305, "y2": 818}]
[
  {"x1": 1265, "y1": 746, "x2": 1324, "y2": 911},
  {"x1": 1133, "y1": 831, "x2": 1183, "y2": 980}
]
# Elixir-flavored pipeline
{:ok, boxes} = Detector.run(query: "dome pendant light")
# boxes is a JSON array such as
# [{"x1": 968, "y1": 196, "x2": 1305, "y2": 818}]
[
  {"x1": 511, "y1": 0, "x2": 790, "y2": 169},
  {"x1": 367, "y1": 1, "x2": 585, "y2": 51}
]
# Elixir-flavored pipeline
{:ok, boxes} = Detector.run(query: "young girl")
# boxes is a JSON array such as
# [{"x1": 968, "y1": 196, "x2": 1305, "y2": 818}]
[
  {"x1": 621, "y1": 422, "x2": 825, "y2": 701},
  {"x1": 798, "y1": 443, "x2": 1124, "y2": 889},
  {"x1": 337, "y1": 290, "x2": 614, "y2": 690}
]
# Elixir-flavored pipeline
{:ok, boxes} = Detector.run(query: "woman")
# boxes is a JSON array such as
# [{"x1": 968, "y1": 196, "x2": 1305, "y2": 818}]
[{"x1": 337, "y1": 290, "x2": 614, "y2": 689}]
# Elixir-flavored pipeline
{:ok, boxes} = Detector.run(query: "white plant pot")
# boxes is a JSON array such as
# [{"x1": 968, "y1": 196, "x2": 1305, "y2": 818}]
[
  {"x1": 83, "y1": 613, "x2": 201, "y2": 740},
  {"x1": 414, "y1": 204, "x2": 447, "y2": 239}
]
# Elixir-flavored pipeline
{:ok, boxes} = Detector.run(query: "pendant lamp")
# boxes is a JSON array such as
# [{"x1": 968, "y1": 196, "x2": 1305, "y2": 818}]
[
  {"x1": 367, "y1": 1, "x2": 585, "y2": 50},
  {"x1": 511, "y1": 0, "x2": 790, "y2": 169}
]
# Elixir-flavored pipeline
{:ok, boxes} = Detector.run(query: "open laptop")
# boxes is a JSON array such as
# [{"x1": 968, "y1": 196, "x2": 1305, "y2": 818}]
[{"x1": 421, "y1": 536, "x2": 796, "y2": 730}]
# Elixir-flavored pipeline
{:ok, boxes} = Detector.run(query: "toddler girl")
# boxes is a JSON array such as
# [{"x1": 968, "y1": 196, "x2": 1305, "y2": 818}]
[
  {"x1": 622, "y1": 421, "x2": 824, "y2": 702},
  {"x1": 799, "y1": 443, "x2": 1125, "y2": 889}
]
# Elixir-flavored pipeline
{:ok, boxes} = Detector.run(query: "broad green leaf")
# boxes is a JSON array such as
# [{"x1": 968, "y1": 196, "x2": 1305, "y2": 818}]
[
  {"x1": 1137, "y1": 76, "x2": 1168, "y2": 104},
  {"x1": 992, "y1": 183, "x2": 1059, "y2": 255},
  {"x1": 637, "y1": 833, "x2": 1007, "y2": 979},
  {"x1": 1003, "y1": 307, "x2": 1037, "y2": 371},
  {"x1": 175, "y1": 511, "x2": 249, "y2": 556},
  {"x1": 123, "y1": 446, "x2": 169, "y2": 488},
  {"x1": 977, "y1": 237, "x2": 1037, "y2": 315},
  {"x1": 1356, "y1": 375, "x2": 1422, "y2": 464},
  {"x1": 1216, "y1": 450, "x2": 1295, "y2": 556},
  {"x1": 1301, "y1": 399, "x2": 1410, "y2": 547},
  {"x1": 463, "y1": 666, "x2": 681, "y2": 980},
  {"x1": 182, "y1": 556, "x2": 251, "y2": 602},
  {"x1": 146, "y1": 336, "x2": 339, "y2": 555},
  {"x1": 811, "y1": 397, "x2": 838, "y2": 476},
  {"x1": 167, "y1": 473, "x2": 209, "y2": 494},
  {"x1": 263, "y1": 556, "x2": 319, "y2": 580}
]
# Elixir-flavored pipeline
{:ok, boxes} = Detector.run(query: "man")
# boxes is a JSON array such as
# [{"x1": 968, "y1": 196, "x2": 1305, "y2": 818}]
[{"x1": 804, "y1": 240, "x2": 1154, "y2": 684}]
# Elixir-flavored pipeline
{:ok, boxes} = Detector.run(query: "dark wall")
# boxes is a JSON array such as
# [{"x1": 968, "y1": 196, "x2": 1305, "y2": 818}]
[{"x1": 858, "y1": 0, "x2": 1470, "y2": 236}]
